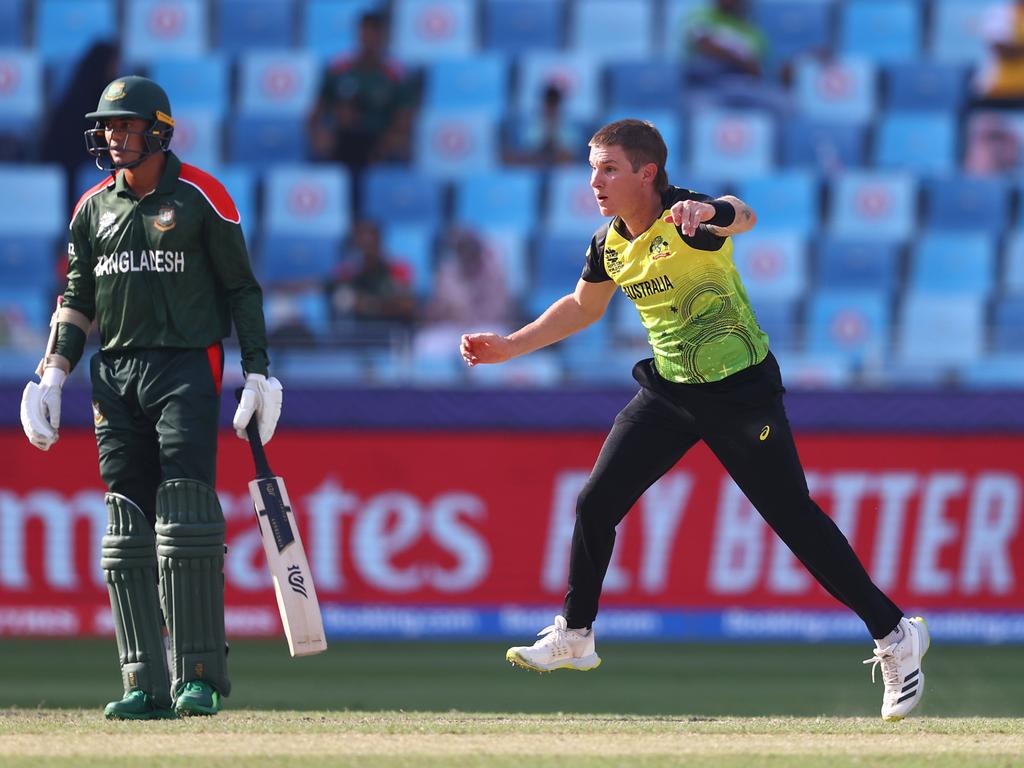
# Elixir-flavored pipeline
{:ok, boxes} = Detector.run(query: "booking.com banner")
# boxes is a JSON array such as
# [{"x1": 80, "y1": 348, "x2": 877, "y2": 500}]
[{"x1": 3, "y1": 430, "x2": 1023, "y2": 643}]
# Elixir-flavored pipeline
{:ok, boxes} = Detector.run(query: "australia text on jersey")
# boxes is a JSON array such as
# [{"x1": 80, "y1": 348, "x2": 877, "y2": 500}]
[
  {"x1": 621, "y1": 274, "x2": 675, "y2": 301},
  {"x1": 94, "y1": 249, "x2": 186, "y2": 277}
]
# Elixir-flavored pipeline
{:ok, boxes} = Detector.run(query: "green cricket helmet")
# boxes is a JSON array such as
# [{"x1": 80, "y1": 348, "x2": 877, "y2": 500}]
[{"x1": 84, "y1": 76, "x2": 175, "y2": 170}]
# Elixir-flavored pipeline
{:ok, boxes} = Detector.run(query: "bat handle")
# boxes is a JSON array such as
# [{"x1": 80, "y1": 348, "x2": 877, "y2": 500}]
[{"x1": 235, "y1": 386, "x2": 273, "y2": 478}]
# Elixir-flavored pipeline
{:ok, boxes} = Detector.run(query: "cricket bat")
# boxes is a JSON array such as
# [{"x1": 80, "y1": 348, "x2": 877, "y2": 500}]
[{"x1": 239, "y1": 402, "x2": 327, "y2": 657}]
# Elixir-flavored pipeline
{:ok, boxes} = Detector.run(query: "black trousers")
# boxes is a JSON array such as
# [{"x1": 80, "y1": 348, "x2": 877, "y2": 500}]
[
  {"x1": 563, "y1": 353, "x2": 904, "y2": 639},
  {"x1": 91, "y1": 345, "x2": 223, "y2": 526}
]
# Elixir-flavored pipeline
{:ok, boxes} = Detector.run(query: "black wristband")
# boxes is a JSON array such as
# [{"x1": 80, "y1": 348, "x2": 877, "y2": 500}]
[{"x1": 706, "y1": 200, "x2": 736, "y2": 227}]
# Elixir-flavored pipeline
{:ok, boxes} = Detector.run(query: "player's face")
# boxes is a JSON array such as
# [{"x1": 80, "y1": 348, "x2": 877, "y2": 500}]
[
  {"x1": 104, "y1": 118, "x2": 148, "y2": 165},
  {"x1": 589, "y1": 143, "x2": 646, "y2": 217}
]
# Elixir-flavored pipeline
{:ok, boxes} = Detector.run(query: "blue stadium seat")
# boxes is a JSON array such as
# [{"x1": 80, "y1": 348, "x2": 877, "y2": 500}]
[
  {"x1": 753, "y1": 0, "x2": 832, "y2": 75},
  {"x1": 874, "y1": 113, "x2": 956, "y2": 175},
  {"x1": 123, "y1": 0, "x2": 207, "y2": 63},
  {"x1": 36, "y1": 0, "x2": 115, "y2": 63},
  {"x1": 0, "y1": 287, "x2": 49, "y2": 334},
  {"x1": 751, "y1": 298, "x2": 800, "y2": 352},
  {"x1": 215, "y1": 0, "x2": 295, "y2": 54},
  {"x1": 425, "y1": 55, "x2": 509, "y2": 115},
  {"x1": 265, "y1": 287, "x2": 331, "y2": 339},
  {"x1": 214, "y1": 166, "x2": 257, "y2": 241},
  {"x1": 0, "y1": 51, "x2": 42, "y2": 129},
  {"x1": 930, "y1": 1, "x2": 1001, "y2": 64},
  {"x1": 570, "y1": 0, "x2": 653, "y2": 62},
  {"x1": 607, "y1": 60, "x2": 681, "y2": 111},
  {"x1": 464, "y1": 350, "x2": 563, "y2": 388},
  {"x1": 528, "y1": 233, "x2": 588, "y2": 316},
  {"x1": 839, "y1": 0, "x2": 920, "y2": 63},
  {"x1": 781, "y1": 119, "x2": 867, "y2": 171},
  {"x1": 238, "y1": 51, "x2": 319, "y2": 116},
  {"x1": 517, "y1": 53, "x2": 601, "y2": 120},
  {"x1": 74, "y1": 162, "x2": 108, "y2": 201},
  {"x1": 732, "y1": 233, "x2": 807, "y2": 301},
  {"x1": 1004, "y1": 233, "x2": 1024, "y2": 296},
  {"x1": 0, "y1": 166, "x2": 65, "y2": 236},
  {"x1": 0, "y1": 0, "x2": 27, "y2": 45},
  {"x1": 360, "y1": 166, "x2": 445, "y2": 227},
  {"x1": 690, "y1": 110, "x2": 774, "y2": 179},
  {"x1": 392, "y1": 0, "x2": 477, "y2": 62},
  {"x1": 736, "y1": 173, "x2": 819, "y2": 233},
  {"x1": 259, "y1": 235, "x2": 340, "y2": 285},
  {"x1": 475, "y1": 227, "x2": 529, "y2": 299},
  {"x1": 483, "y1": 0, "x2": 565, "y2": 53},
  {"x1": 828, "y1": 172, "x2": 916, "y2": 241},
  {"x1": 896, "y1": 294, "x2": 984, "y2": 366},
  {"x1": 168, "y1": 111, "x2": 221, "y2": 170},
  {"x1": 601, "y1": 110, "x2": 681, "y2": 161},
  {"x1": 454, "y1": 171, "x2": 541, "y2": 231},
  {"x1": 544, "y1": 167, "x2": 607, "y2": 237},
  {"x1": 772, "y1": 352, "x2": 853, "y2": 389},
  {"x1": 992, "y1": 298, "x2": 1024, "y2": 354},
  {"x1": 414, "y1": 110, "x2": 499, "y2": 178},
  {"x1": 816, "y1": 238, "x2": 900, "y2": 294},
  {"x1": 264, "y1": 166, "x2": 350, "y2": 238},
  {"x1": 381, "y1": 224, "x2": 435, "y2": 299},
  {"x1": 228, "y1": 115, "x2": 307, "y2": 166},
  {"x1": 670, "y1": 173, "x2": 731, "y2": 200},
  {"x1": 668, "y1": 0, "x2": 740, "y2": 60},
  {"x1": 908, "y1": 233, "x2": 994, "y2": 297},
  {"x1": 794, "y1": 57, "x2": 876, "y2": 123},
  {"x1": 303, "y1": 0, "x2": 383, "y2": 60},
  {"x1": 150, "y1": 56, "x2": 229, "y2": 117},
  {"x1": 0, "y1": 236, "x2": 57, "y2": 290},
  {"x1": 923, "y1": 177, "x2": 1011, "y2": 233},
  {"x1": 806, "y1": 291, "x2": 890, "y2": 362},
  {"x1": 884, "y1": 62, "x2": 968, "y2": 111},
  {"x1": 959, "y1": 355, "x2": 1024, "y2": 389}
]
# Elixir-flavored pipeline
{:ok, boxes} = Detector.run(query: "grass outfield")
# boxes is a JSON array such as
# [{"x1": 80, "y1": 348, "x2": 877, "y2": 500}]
[
  {"x1": 0, "y1": 639, "x2": 1021, "y2": 716},
  {"x1": 2, "y1": 640, "x2": 1023, "y2": 767},
  {"x1": 1, "y1": 712, "x2": 1023, "y2": 768}
]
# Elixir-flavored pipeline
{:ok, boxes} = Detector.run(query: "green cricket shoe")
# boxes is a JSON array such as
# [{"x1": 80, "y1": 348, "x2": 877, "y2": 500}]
[
  {"x1": 174, "y1": 681, "x2": 221, "y2": 717},
  {"x1": 104, "y1": 690, "x2": 176, "y2": 720}
]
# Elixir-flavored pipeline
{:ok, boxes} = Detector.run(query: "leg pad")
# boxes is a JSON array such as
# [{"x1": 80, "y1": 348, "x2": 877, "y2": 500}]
[
  {"x1": 101, "y1": 493, "x2": 172, "y2": 709},
  {"x1": 156, "y1": 478, "x2": 230, "y2": 698}
]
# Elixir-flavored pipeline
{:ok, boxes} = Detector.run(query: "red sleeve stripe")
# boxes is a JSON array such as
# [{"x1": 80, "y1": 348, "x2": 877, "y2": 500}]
[
  {"x1": 70, "y1": 176, "x2": 115, "y2": 227},
  {"x1": 179, "y1": 163, "x2": 240, "y2": 224}
]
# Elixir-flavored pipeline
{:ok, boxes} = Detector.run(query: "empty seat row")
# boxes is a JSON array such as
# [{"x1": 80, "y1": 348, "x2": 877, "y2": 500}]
[{"x1": 12, "y1": 1, "x2": 1003, "y2": 69}]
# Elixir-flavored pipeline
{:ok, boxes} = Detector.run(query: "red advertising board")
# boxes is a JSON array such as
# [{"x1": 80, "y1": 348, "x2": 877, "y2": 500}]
[{"x1": 2, "y1": 429, "x2": 1023, "y2": 636}]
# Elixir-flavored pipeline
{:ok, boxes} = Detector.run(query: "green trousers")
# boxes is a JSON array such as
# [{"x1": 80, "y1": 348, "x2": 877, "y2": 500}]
[{"x1": 90, "y1": 345, "x2": 223, "y2": 524}]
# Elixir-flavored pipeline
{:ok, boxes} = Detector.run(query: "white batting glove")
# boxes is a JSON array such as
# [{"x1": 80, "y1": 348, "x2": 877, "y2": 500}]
[
  {"x1": 232, "y1": 372, "x2": 283, "y2": 445},
  {"x1": 20, "y1": 367, "x2": 67, "y2": 451}
]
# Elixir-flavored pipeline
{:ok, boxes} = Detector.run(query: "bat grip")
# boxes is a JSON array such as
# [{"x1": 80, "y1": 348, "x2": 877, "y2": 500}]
[{"x1": 235, "y1": 386, "x2": 273, "y2": 478}]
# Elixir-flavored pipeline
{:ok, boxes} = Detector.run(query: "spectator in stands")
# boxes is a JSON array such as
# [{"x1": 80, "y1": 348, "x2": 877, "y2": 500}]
[
  {"x1": 681, "y1": 0, "x2": 789, "y2": 116},
  {"x1": 425, "y1": 228, "x2": 512, "y2": 327},
  {"x1": 307, "y1": 11, "x2": 418, "y2": 172},
  {"x1": 37, "y1": 41, "x2": 121, "y2": 207},
  {"x1": 503, "y1": 82, "x2": 583, "y2": 167},
  {"x1": 415, "y1": 228, "x2": 513, "y2": 362},
  {"x1": 972, "y1": 1, "x2": 1024, "y2": 108},
  {"x1": 964, "y1": 112, "x2": 1022, "y2": 175},
  {"x1": 329, "y1": 220, "x2": 416, "y2": 327}
]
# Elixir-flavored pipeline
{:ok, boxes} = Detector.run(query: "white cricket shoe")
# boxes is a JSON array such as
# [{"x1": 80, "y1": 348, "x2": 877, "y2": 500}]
[
  {"x1": 864, "y1": 616, "x2": 930, "y2": 721},
  {"x1": 506, "y1": 615, "x2": 602, "y2": 672}
]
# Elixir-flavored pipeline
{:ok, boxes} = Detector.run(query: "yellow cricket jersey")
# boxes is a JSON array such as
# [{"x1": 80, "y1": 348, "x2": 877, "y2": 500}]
[{"x1": 582, "y1": 186, "x2": 769, "y2": 384}]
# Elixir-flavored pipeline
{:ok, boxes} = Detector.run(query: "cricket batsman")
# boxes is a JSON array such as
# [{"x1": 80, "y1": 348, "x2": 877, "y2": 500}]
[{"x1": 19, "y1": 76, "x2": 283, "y2": 719}]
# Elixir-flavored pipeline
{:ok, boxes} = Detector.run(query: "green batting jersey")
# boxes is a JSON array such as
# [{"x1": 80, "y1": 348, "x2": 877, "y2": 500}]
[
  {"x1": 56, "y1": 152, "x2": 269, "y2": 375},
  {"x1": 582, "y1": 186, "x2": 768, "y2": 384}
]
